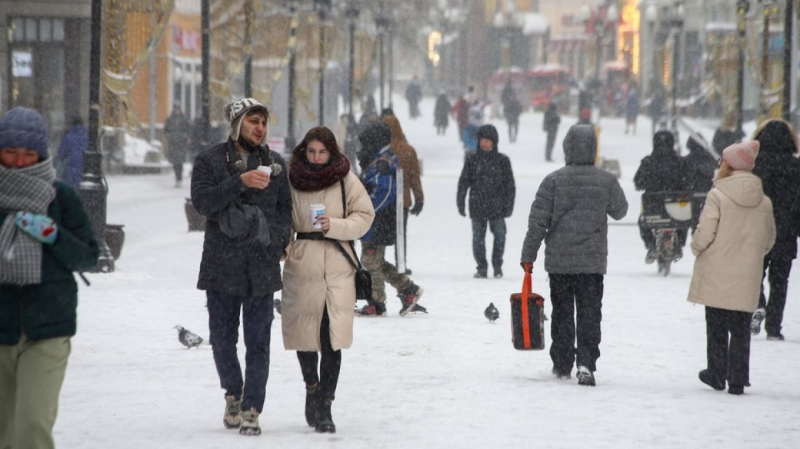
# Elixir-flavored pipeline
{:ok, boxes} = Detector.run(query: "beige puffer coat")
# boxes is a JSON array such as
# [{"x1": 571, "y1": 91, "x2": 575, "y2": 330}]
[
  {"x1": 281, "y1": 172, "x2": 374, "y2": 351},
  {"x1": 687, "y1": 171, "x2": 775, "y2": 312}
]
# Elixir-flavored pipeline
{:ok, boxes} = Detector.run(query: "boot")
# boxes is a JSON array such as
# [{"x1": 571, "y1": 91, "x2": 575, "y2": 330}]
[
  {"x1": 305, "y1": 384, "x2": 319, "y2": 427},
  {"x1": 239, "y1": 407, "x2": 261, "y2": 436},
  {"x1": 315, "y1": 398, "x2": 336, "y2": 433},
  {"x1": 223, "y1": 395, "x2": 242, "y2": 429}
]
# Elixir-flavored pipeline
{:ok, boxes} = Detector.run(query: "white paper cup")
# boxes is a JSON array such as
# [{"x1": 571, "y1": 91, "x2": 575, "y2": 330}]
[
  {"x1": 257, "y1": 165, "x2": 272, "y2": 176},
  {"x1": 309, "y1": 204, "x2": 325, "y2": 229}
]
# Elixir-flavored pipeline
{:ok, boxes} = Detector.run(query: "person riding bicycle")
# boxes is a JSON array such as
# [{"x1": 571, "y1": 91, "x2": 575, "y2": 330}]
[{"x1": 634, "y1": 130, "x2": 688, "y2": 263}]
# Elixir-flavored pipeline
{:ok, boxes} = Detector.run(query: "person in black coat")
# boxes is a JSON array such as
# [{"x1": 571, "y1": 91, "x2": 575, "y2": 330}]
[
  {"x1": 501, "y1": 82, "x2": 522, "y2": 143},
  {"x1": 190, "y1": 97, "x2": 292, "y2": 436},
  {"x1": 457, "y1": 124, "x2": 516, "y2": 278},
  {"x1": 634, "y1": 130, "x2": 688, "y2": 262},
  {"x1": 164, "y1": 105, "x2": 192, "y2": 187},
  {"x1": 434, "y1": 92, "x2": 451, "y2": 135},
  {"x1": 682, "y1": 134, "x2": 716, "y2": 232},
  {"x1": 543, "y1": 103, "x2": 561, "y2": 162},
  {"x1": 750, "y1": 119, "x2": 800, "y2": 340}
]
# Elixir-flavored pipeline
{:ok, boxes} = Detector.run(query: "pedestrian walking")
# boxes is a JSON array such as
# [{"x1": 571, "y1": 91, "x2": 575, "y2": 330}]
[
  {"x1": 190, "y1": 97, "x2": 292, "y2": 436},
  {"x1": 354, "y1": 122, "x2": 425, "y2": 317},
  {"x1": 625, "y1": 89, "x2": 640, "y2": 135},
  {"x1": 405, "y1": 76, "x2": 423, "y2": 119},
  {"x1": 543, "y1": 103, "x2": 561, "y2": 162},
  {"x1": 501, "y1": 81, "x2": 522, "y2": 143},
  {"x1": 457, "y1": 124, "x2": 515, "y2": 279},
  {"x1": 689, "y1": 141, "x2": 775, "y2": 395},
  {"x1": 164, "y1": 105, "x2": 192, "y2": 187},
  {"x1": 56, "y1": 116, "x2": 88, "y2": 187},
  {"x1": 0, "y1": 107, "x2": 100, "y2": 449},
  {"x1": 520, "y1": 124, "x2": 628, "y2": 386},
  {"x1": 282, "y1": 126, "x2": 374, "y2": 434},
  {"x1": 434, "y1": 92, "x2": 451, "y2": 135},
  {"x1": 749, "y1": 119, "x2": 800, "y2": 340}
]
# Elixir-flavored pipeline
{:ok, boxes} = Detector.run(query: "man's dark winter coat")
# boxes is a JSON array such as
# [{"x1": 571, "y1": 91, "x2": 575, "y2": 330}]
[
  {"x1": 752, "y1": 121, "x2": 800, "y2": 260},
  {"x1": 634, "y1": 131, "x2": 686, "y2": 192},
  {"x1": 190, "y1": 139, "x2": 292, "y2": 297},
  {"x1": 434, "y1": 94, "x2": 451, "y2": 128},
  {"x1": 682, "y1": 135, "x2": 716, "y2": 193},
  {"x1": 456, "y1": 125, "x2": 515, "y2": 220},
  {"x1": 544, "y1": 104, "x2": 561, "y2": 133},
  {"x1": 521, "y1": 125, "x2": 628, "y2": 274},
  {"x1": 0, "y1": 182, "x2": 100, "y2": 344}
]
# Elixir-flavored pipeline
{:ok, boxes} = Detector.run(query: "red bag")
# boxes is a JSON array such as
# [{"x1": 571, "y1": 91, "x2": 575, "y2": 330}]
[{"x1": 510, "y1": 270, "x2": 546, "y2": 350}]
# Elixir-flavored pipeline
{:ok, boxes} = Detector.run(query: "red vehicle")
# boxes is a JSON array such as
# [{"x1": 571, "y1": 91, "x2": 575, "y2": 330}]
[{"x1": 526, "y1": 64, "x2": 572, "y2": 111}]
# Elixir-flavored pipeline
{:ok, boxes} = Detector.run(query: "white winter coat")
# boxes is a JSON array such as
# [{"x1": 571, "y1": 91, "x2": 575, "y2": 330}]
[
  {"x1": 687, "y1": 171, "x2": 776, "y2": 312},
  {"x1": 281, "y1": 172, "x2": 374, "y2": 351}
]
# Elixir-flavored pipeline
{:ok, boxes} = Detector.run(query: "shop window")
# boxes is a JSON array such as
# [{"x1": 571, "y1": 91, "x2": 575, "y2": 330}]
[
  {"x1": 25, "y1": 18, "x2": 37, "y2": 41},
  {"x1": 10, "y1": 18, "x2": 24, "y2": 42}
]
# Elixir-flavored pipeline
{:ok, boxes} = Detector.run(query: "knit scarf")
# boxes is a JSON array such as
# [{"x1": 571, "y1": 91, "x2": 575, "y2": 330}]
[
  {"x1": 0, "y1": 158, "x2": 56, "y2": 285},
  {"x1": 289, "y1": 154, "x2": 350, "y2": 192}
]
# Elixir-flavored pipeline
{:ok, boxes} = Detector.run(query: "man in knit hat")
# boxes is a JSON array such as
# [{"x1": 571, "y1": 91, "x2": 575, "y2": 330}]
[
  {"x1": 0, "y1": 107, "x2": 100, "y2": 449},
  {"x1": 190, "y1": 97, "x2": 292, "y2": 436}
]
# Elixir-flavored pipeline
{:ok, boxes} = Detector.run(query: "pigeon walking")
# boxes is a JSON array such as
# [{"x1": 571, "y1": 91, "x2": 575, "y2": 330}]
[
  {"x1": 484, "y1": 302, "x2": 499, "y2": 322},
  {"x1": 274, "y1": 298, "x2": 282, "y2": 315},
  {"x1": 174, "y1": 325, "x2": 208, "y2": 349}
]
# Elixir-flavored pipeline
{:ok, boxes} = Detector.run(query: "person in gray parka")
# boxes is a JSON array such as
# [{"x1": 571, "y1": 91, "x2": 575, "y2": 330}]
[{"x1": 520, "y1": 124, "x2": 628, "y2": 387}]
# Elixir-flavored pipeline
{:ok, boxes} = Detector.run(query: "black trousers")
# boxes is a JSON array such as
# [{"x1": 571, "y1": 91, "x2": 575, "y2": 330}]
[
  {"x1": 207, "y1": 290, "x2": 274, "y2": 413},
  {"x1": 172, "y1": 162, "x2": 183, "y2": 182},
  {"x1": 757, "y1": 256, "x2": 793, "y2": 336},
  {"x1": 297, "y1": 306, "x2": 342, "y2": 400},
  {"x1": 545, "y1": 131, "x2": 557, "y2": 161},
  {"x1": 549, "y1": 274, "x2": 604, "y2": 372},
  {"x1": 507, "y1": 118, "x2": 519, "y2": 143},
  {"x1": 705, "y1": 306, "x2": 751, "y2": 387}
]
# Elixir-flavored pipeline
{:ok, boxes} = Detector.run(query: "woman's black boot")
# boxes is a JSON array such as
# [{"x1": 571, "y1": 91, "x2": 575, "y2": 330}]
[
  {"x1": 315, "y1": 398, "x2": 336, "y2": 433},
  {"x1": 305, "y1": 384, "x2": 319, "y2": 427}
]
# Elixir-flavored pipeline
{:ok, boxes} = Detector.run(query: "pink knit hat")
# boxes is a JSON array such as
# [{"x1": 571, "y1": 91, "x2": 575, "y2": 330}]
[{"x1": 722, "y1": 140, "x2": 760, "y2": 171}]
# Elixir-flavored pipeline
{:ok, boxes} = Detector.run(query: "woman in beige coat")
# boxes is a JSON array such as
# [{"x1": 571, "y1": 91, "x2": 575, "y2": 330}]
[
  {"x1": 282, "y1": 127, "x2": 374, "y2": 433},
  {"x1": 687, "y1": 140, "x2": 775, "y2": 395}
]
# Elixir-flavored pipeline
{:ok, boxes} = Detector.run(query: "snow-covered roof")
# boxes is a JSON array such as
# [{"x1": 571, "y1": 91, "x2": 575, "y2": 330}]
[{"x1": 522, "y1": 13, "x2": 549, "y2": 35}]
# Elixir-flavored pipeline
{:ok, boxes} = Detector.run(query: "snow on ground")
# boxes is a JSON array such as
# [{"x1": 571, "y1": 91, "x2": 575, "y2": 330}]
[{"x1": 55, "y1": 96, "x2": 800, "y2": 448}]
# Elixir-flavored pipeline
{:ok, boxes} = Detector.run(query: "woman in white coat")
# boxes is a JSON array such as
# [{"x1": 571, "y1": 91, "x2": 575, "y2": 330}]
[
  {"x1": 687, "y1": 140, "x2": 775, "y2": 395},
  {"x1": 282, "y1": 126, "x2": 374, "y2": 433}
]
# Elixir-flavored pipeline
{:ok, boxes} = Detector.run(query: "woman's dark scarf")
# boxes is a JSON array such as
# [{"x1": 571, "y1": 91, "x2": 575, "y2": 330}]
[{"x1": 289, "y1": 154, "x2": 351, "y2": 192}]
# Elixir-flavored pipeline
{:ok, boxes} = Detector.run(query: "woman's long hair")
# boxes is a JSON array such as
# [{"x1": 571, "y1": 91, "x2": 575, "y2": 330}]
[
  {"x1": 715, "y1": 159, "x2": 733, "y2": 180},
  {"x1": 291, "y1": 126, "x2": 343, "y2": 164}
]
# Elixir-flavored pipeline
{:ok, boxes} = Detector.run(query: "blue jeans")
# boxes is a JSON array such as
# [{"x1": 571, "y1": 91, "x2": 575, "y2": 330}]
[
  {"x1": 471, "y1": 218, "x2": 506, "y2": 275},
  {"x1": 207, "y1": 290, "x2": 274, "y2": 413}
]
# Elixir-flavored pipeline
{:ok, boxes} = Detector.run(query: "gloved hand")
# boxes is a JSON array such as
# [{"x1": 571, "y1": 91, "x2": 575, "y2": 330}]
[
  {"x1": 458, "y1": 207, "x2": 466, "y2": 217},
  {"x1": 520, "y1": 262, "x2": 533, "y2": 273},
  {"x1": 410, "y1": 202, "x2": 424, "y2": 216},
  {"x1": 14, "y1": 211, "x2": 58, "y2": 245}
]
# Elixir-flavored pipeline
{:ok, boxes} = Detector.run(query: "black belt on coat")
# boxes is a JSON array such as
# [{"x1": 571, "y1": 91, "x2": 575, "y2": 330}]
[{"x1": 295, "y1": 232, "x2": 326, "y2": 241}]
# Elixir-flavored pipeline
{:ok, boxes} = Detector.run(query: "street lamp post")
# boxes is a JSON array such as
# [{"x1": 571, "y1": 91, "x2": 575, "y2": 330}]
[
  {"x1": 314, "y1": 0, "x2": 331, "y2": 126},
  {"x1": 737, "y1": 0, "x2": 749, "y2": 134},
  {"x1": 376, "y1": 2, "x2": 390, "y2": 112},
  {"x1": 782, "y1": 0, "x2": 793, "y2": 121},
  {"x1": 285, "y1": 0, "x2": 298, "y2": 152},
  {"x1": 645, "y1": 3, "x2": 658, "y2": 99},
  {"x1": 345, "y1": 1, "x2": 359, "y2": 117},
  {"x1": 668, "y1": 2, "x2": 684, "y2": 150}
]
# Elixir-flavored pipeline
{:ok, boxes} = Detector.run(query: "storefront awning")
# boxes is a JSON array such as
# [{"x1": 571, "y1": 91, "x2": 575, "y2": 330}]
[{"x1": 547, "y1": 36, "x2": 586, "y2": 53}]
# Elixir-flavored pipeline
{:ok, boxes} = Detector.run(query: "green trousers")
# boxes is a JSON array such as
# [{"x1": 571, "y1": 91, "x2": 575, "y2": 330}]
[
  {"x1": 361, "y1": 243, "x2": 413, "y2": 304},
  {"x1": 0, "y1": 334, "x2": 70, "y2": 449}
]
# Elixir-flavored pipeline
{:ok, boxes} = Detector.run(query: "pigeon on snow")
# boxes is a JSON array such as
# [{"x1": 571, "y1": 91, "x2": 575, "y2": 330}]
[
  {"x1": 174, "y1": 325, "x2": 208, "y2": 349},
  {"x1": 274, "y1": 298, "x2": 282, "y2": 315},
  {"x1": 484, "y1": 303, "x2": 499, "y2": 322}
]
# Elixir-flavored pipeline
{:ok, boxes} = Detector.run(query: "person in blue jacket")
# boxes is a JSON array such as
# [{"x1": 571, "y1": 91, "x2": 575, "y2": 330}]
[
  {"x1": 56, "y1": 116, "x2": 88, "y2": 187},
  {"x1": 0, "y1": 107, "x2": 100, "y2": 449}
]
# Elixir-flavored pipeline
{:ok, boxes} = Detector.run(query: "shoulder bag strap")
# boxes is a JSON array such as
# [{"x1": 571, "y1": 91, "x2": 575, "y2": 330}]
[{"x1": 327, "y1": 179, "x2": 364, "y2": 270}]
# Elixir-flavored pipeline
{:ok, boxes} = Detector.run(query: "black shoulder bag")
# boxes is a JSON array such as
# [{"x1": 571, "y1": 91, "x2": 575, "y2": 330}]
[{"x1": 330, "y1": 180, "x2": 373, "y2": 300}]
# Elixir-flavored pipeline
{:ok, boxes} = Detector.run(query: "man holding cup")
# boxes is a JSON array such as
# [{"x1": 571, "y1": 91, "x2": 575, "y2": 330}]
[{"x1": 190, "y1": 97, "x2": 292, "y2": 436}]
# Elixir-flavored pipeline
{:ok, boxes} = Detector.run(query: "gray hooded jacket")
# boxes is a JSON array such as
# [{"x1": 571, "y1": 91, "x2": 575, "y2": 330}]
[{"x1": 521, "y1": 125, "x2": 628, "y2": 274}]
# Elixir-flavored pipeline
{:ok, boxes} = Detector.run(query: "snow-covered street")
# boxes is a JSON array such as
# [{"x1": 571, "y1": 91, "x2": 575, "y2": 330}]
[{"x1": 55, "y1": 97, "x2": 800, "y2": 448}]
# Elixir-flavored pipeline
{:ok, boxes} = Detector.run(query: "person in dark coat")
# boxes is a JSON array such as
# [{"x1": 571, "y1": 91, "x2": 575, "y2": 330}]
[
  {"x1": 457, "y1": 124, "x2": 516, "y2": 278},
  {"x1": 434, "y1": 92, "x2": 451, "y2": 135},
  {"x1": 682, "y1": 133, "x2": 716, "y2": 232},
  {"x1": 634, "y1": 130, "x2": 688, "y2": 262},
  {"x1": 354, "y1": 122, "x2": 424, "y2": 317},
  {"x1": 452, "y1": 88, "x2": 472, "y2": 143},
  {"x1": 543, "y1": 103, "x2": 561, "y2": 162},
  {"x1": 749, "y1": 119, "x2": 800, "y2": 340},
  {"x1": 625, "y1": 90, "x2": 640, "y2": 135},
  {"x1": 164, "y1": 105, "x2": 192, "y2": 187},
  {"x1": 712, "y1": 114, "x2": 745, "y2": 157},
  {"x1": 520, "y1": 124, "x2": 628, "y2": 386},
  {"x1": 649, "y1": 87, "x2": 665, "y2": 135},
  {"x1": 56, "y1": 116, "x2": 88, "y2": 187},
  {"x1": 0, "y1": 107, "x2": 100, "y2": 449},
  {"x1": 190, "y1": 97, "x2": 292, "y2": 436},
  {"x1": 501, "y1": 82, "x2": 522, "y2": 143},
  {"x1": 405, "y1": 76, "x2": 423, "y2": 119}
]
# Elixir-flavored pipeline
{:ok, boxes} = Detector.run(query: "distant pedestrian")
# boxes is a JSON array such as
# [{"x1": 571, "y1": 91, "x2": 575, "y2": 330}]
[
  {"x1": 405, "y1": 76, "x2": 423, "y2": 119},
  {"x1": 711, "y1": 111, "x2": 744, "y2": 157},
  {"x1": 0, "y1": 107, "x2": 100, "y2": 449},
  {"x1": 501, "y1": 82, "x2": 522, "y2": 143},
  {"x1": 625, "y1": 90, "x2": 640, "y2": 135},
  {"x1": 434, "y1": 92, "x2": 451, "y2": 135},
  {"x1": 164, "y1": 105, "x2": 192, "y2": 187},
  {"x1": 190, "y1": 97, "x2": 292, "y2": 436},
  {"x1": 457, "y1": 124, "x2": 515, "y2": 279},
  {"x1": 650, "y1": 87, "x2": 664, "y2": 134},
  {"x1": 543, "y1": 103, "x2": 561, "y2": 162},
  {"x1": 689, "y1": 140, "x2": 775, "y2": 395},
  {"x1": 520, "y1": 124, "x2": 628, "y2": 386},
  {"x1": 56, "y1": 116, "x2": 88, "y2": 187},
  {"x1": 749, "y1": 119, "x2": 800, "y2": 341}
]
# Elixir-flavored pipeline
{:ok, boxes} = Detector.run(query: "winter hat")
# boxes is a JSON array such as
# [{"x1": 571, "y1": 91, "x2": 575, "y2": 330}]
[
  {"x1": 476, "y1": 124, "x2": 499, "y2": 147},
  {"x1": 0, "y1": 107, "x2": 49, "y2": 158},
  {"x1": 357, "y1": 121, "x2": 391, "y2": 155},
  {"x1": 224, "y1": 97, "x2": 269, "y2": 145},
  {"x1": 653, "y1": 130, "x2": 674, "y2": 151},
  {"x1": 722, "y1": 140, "x2": 760, "y2": 171},
  {"x1": 754, "y1": 119, "x2": 798, "y2": 156}
]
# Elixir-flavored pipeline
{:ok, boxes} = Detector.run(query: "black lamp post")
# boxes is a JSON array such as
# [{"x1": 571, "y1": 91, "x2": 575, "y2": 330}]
[
  {"x1": 667, "y1": 2, "x2": 684, "y2": 148},
  {"x1": 244, "y1": 0, "x2": 253, "y2": 98},
  {"x1": 345, "y1": 1, "x2": 359, "y2": 117},
  {"x1": 80, "y1": 0, "x2": 114, "y2": 272},
  {"x1": 376, "y1": 1, "x2": 391, "y2": 112},
  {"x1": 200, "y1": 0, "x2": 210, "y2": 148},
  {"x1": 782, "y1": 0, "x2": 793, "y2": 121},
  {"x1": 737, "y1": 0, "x2": 749, "y2": 134},
  {"x1": 285, "y1": 0, "x2": 298, "y2": 152},
  {"x1": 314, "y1": 0, "x2": 332, "y2": 126}
]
